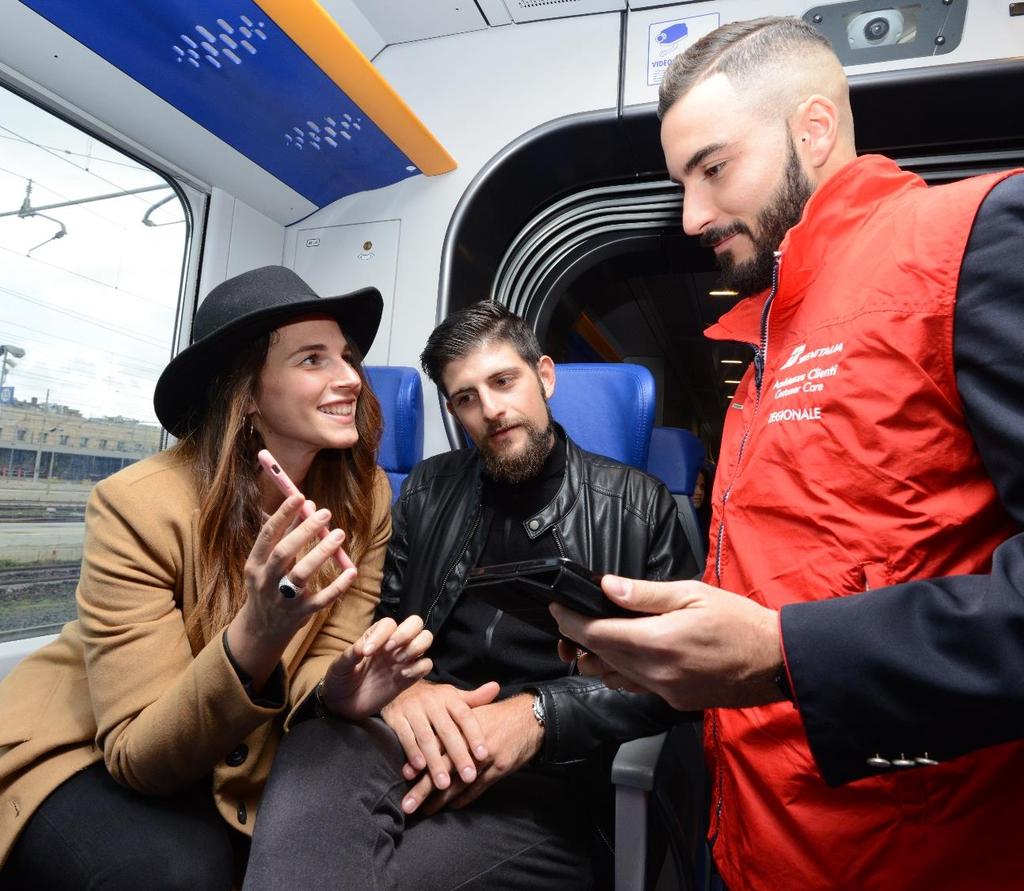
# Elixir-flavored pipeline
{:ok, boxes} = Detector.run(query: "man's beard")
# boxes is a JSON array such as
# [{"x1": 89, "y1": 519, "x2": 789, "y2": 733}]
[
  {"x1": 701, "y1": 134, "x2": 814, "y2": 297},
  {"x1": 479, "y1": 398, "x2": 554, "y2": 484}
]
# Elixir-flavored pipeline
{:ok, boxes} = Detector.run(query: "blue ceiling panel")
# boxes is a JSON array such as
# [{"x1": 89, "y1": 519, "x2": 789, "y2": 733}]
[{"x1": 20, "y1": 0, "x2": 420, "y2": 205}]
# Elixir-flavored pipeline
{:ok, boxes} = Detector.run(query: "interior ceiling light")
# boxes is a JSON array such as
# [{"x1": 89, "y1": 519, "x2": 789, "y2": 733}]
[
  {"x1": 720, "y1": 359, "x2": 744, "y2": 365},
  {"x1": 724, "y1": 379, "x2": 741, "y2": 385},
  {"x1": 709, "y1": 289, "x2": 740, "y2": 297}
]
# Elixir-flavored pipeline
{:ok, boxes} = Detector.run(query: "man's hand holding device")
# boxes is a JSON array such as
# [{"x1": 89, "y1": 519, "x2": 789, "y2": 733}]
[
  {"x1": 465, "y1": 557, "x2": 647, "y2": 639},
  {"x1": 550, "y1": 575, "x2": 786, "y2": 710}
]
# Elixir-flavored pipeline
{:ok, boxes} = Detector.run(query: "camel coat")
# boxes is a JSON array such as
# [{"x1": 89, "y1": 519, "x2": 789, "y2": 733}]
[{"x1": 0, "y1": 449, "x2": 391, "y2": 865}]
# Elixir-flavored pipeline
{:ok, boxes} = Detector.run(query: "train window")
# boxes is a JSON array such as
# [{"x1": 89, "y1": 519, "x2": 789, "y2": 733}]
[{"x1": 0, "y1": 85, "x2": 189, "y2": 643}]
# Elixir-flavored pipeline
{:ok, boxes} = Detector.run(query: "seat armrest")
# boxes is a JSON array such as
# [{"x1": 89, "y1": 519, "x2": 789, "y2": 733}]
[
  {"x1": 613, "y1": 724, "x2": 708, "y2": 891},
  {"x1": 612, "y1": 731, "x2": 669, "y2": 791}
]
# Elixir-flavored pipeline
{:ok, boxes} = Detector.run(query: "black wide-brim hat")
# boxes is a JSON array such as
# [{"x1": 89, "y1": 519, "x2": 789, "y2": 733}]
[{"x1": 154, "y1": 265, "x2": 382, "y2": 437}]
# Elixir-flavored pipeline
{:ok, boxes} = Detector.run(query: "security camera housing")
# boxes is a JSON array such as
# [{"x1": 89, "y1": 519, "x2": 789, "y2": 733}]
[{"x1": 848, "y1": 9, "x2": 906, "y2": 49}]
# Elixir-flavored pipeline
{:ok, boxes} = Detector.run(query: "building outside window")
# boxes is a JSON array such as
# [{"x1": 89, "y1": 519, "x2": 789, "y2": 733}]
[{"x1": 0, "y1": 85, "x2": 190, "y2": 643}]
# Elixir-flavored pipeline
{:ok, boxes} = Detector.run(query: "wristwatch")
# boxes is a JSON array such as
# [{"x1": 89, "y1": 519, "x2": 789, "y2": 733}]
[{"x1": 531, "y1": 692, "x2": 546, "y2": 727}]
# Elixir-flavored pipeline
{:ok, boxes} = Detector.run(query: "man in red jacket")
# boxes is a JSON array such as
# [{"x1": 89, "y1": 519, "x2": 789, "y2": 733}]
[{"x1": 554, "y1": 15, "x2": 1024, "y2": 891}]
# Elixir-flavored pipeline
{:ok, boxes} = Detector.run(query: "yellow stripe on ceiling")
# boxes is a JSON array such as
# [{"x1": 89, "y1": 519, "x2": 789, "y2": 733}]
[{"x1": 253, "y1": 0, "x2": 457, "y2": 176}]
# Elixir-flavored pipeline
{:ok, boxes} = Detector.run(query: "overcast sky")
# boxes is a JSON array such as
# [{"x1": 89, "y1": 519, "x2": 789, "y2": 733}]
[{"x1": 0, "y1": 86, "x2": 188, "y2": 426}]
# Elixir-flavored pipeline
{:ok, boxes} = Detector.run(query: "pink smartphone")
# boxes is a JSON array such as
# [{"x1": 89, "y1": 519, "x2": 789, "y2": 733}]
[{"x1": 257, "y1": 448, "x2": 355, "y2": 574}]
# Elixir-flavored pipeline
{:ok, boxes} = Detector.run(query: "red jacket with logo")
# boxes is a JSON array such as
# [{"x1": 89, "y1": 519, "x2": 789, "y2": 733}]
[{"x1": 703, "y1": 155, "x2": 1024, "y2": 890}]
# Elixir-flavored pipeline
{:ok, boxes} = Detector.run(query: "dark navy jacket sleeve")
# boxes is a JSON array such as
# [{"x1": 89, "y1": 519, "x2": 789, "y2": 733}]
[{"x1": 780, "y1": 173, "x2": 1024, "y2": 786}]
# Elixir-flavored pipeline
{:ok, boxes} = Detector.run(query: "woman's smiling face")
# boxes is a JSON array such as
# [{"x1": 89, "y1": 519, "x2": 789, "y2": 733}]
[{"x1": 254, "y1": 314, "x2": 362, "y2": 469}]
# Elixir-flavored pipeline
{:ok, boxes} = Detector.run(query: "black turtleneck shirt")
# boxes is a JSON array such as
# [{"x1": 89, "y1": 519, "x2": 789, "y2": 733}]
[{"x1": 426, "y1": 431, "x2": 570, "y2": 691}]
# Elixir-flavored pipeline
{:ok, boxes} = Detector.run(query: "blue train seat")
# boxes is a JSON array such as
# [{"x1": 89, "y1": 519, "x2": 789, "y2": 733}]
[
  {"x1": 549, "y1": 363, "x2": 656, "y2": 470},
  {"x1": 365, "y1": 366, "x2": 424, "y2": 504},
  {"x1": 647, "y1": 426, "x2": 707, "y2": 569}
]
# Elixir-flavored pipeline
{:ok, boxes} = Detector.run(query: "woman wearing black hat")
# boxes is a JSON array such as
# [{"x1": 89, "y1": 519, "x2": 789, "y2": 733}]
[{"x1": 0, "y1": 266, "x2": 431, "y2": 888}]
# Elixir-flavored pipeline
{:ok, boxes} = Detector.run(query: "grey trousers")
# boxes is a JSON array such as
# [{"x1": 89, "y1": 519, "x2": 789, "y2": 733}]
[{"x1": 243, "y1": 716, "x2": 596, "y2": 890}]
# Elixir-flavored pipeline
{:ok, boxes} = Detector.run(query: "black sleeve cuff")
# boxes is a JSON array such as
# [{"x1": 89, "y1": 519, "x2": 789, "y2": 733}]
[{"x1": 221, "y1": 631, "x2": 287, "y2": 710}]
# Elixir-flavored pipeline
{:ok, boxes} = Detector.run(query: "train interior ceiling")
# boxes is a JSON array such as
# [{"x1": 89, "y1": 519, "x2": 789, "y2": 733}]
[{"x1": 0, "y1": 1, "x2": 1022, "y2": 650}]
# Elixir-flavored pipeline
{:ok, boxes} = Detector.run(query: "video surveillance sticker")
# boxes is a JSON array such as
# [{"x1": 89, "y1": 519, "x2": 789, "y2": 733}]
[{"x1": 647, "y1": 13, "x2": 721, "y2": 86}]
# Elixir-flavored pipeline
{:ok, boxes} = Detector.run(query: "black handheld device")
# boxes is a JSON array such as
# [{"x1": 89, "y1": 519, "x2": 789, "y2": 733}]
[{"x1": 465, "y1": 557, "x2": 645, "y2": 637}]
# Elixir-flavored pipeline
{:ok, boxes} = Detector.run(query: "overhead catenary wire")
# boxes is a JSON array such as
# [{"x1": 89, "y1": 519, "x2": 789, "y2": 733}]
[
  {"x1": 0, "y1": 283, "x2": 170, "y2": 348},
  {"x1": 0, "y1": 245, "x2": 181, "y2": 312},
  {"x1": 0, "y1": 132, "x2": 154, "y2": 172},
  {"x1": 0, "y1": 123, "x2": 169, "y2": 210},
  {"x1": 0, "y1": 319, "x2": 165, "y2": 373}
]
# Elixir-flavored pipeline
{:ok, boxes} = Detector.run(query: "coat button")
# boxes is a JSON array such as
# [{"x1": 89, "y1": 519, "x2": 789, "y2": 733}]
[
  {"x1": 226, "y1": 744, "x2": 249, "y2": 767},
  {"x1": 528, "y1": 519, "x2": 540, "y2": 531},
  {"x1": 236, "y1": 802, "x2": 247, "y2": 825}
]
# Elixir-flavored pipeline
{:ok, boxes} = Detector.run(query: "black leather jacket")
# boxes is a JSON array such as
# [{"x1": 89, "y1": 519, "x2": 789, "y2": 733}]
[{"x1": 379, "y1": 432, "x2": 696, "y2": 766}]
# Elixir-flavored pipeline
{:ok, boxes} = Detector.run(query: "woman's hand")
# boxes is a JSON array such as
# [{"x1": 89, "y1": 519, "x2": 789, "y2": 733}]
[
  {"x1": 226, "y1": 494, "x2": 358, "y2": 690},
  {"x1": 321, "y1": 615, "x2": 433, "y2": 721}
]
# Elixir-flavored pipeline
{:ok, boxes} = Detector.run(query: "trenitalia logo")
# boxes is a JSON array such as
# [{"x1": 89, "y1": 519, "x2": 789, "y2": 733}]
[
  {"x1": 780, "y1": 345, "x2": 805, "y2": 369},
  {"x1": 779, "y1": 341, "x2": 844, "y2": 370}
]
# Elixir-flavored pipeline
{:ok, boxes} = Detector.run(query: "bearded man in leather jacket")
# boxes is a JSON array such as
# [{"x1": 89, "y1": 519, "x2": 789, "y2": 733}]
[{"x1": 250, "y1": 301, "x2": 695, "y2": 889}]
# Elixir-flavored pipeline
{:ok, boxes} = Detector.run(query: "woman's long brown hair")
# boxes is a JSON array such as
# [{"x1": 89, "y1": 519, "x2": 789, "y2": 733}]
[{"x1": 173, "y1": 330, "x2": 383, "y2": 642}]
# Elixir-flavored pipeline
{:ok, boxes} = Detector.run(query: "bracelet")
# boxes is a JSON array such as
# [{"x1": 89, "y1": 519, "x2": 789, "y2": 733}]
[{"x1": 313, "y1": 676, "x2": 329, "y2": 718}]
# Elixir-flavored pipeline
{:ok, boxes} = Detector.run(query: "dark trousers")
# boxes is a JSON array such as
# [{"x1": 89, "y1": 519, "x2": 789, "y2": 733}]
[
  {"x1": 243, "y1": 717, "x2": 596, "y2": 891},
  {"x1": 1, "y1": 761, "x2": 238, "y2": 890}
]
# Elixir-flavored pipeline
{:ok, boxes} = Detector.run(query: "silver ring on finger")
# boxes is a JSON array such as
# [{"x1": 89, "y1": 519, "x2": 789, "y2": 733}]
[{"x1": 278, "y1": 574, "x2": 303, "y2": 599}]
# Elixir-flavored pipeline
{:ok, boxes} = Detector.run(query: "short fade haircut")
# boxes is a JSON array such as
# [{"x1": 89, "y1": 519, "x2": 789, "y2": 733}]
[
  {"x1": 420, "y1": 300, "x2": 544, "y2": 395},
  {"x1": 657, "y1": 16, "x2": 835, "y2": 120}
]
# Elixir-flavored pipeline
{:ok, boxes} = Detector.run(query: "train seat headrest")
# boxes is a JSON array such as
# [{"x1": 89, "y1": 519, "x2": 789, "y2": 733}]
[
  {"x1": 365, "y1": 366, "x2": 424, "y2": 502},
  {"x1": 548, "y1": 363, "x2": 656, "y2": 470},
  {"x1": 647, "y1": 427, "x2": 705, "y2": 496}
]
